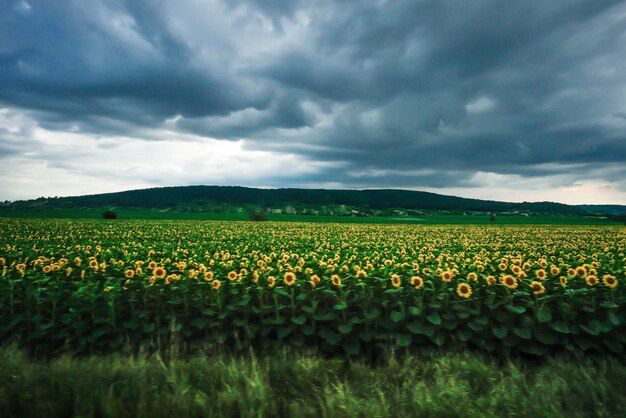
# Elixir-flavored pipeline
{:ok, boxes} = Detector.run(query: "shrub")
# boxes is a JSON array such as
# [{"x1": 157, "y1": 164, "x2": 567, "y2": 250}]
[
  {"x1": 102, "y1": 211, "x2": 118, "y2": 219},
  {"x1": 248, "y1": 209, "x2": 269, "y2": 221}
]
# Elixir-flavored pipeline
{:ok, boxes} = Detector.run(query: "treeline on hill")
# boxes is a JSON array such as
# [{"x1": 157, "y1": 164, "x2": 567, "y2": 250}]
[{"x1": 9, "y1": 186, "x2": 589, "y2": 215}]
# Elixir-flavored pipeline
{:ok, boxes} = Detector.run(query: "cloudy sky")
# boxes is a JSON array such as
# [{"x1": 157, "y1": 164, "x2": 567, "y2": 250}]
[{"x1": 2, "y1": 0, "x2": 626, "y2": 204}]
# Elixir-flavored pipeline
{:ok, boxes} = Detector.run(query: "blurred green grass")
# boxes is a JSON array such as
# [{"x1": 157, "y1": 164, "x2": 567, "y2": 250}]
[{"x1": 1, "y1": 347, "x2": 625, "y2": 417}]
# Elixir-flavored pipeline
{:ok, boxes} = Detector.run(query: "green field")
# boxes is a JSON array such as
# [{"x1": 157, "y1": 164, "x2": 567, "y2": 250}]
[
  {"x1": 1, "y1": 218, "x2": 624, "y2": 416},
  {"x1": 0, "y1": 207, "x2": 614, "y2": 224}
]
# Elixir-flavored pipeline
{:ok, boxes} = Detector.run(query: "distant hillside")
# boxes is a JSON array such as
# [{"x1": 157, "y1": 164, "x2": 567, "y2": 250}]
[
  {"x1": 6, "y1": 185, "x2": 591, "y2": 216},
  {"x1": 576, "y1": 205, "x2": 626, "y2": 215}
]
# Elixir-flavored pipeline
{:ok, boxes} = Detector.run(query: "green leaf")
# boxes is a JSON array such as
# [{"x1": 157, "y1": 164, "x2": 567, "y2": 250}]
[
  {"x1": 426, "y1": 312, "x2": 441, "y2": 325},
  {"x1": 406, "y1": 322, "x2": 424, "y2": 335},
  {"x1": 338, "y1": 323, "x2": 353, "y2": 334},
  {"x1": 580, "y1": 320, "x2": 602, "y2": 336},
  {"x1": 533, "y1": 327, "x2": 559, "y2": 345},
  {"x1": 608, "y1": 311, "x2": 621, "y2": 327},
  {"x1": 233, "y1": 317, "x2": 247, "y2": 327},
  {"x1": 536, "y1": 306, "x2": 552, "y2": 323},
  {"x1": 301, "y1": 305, "x2": 316, "y2": 314},
  {"x1": 492, "y1": 327, "x2": 508, "y2": 339},
  {"x1": 238, "y1": 294, "x2": 252, "y2": 306},
  {"x1": 548, "y1": 321, "x2": 569, "y2": 334},
  {"x1": 512, "y1": 327, "x2": 532, "y2": 339},
  {"x1": 334, "y1": 302, "x2": 348, "y2": 311},
  {"x1": 408, "y1": 306, "x2": 423, "y2": 316},
  {"x1": 456, "y1": 329, "x2": 472, "y2": 342},
  {"x1": 277, "y1": 326, "x2": 293, "y2": 339},
  {"x1": 506, "y1": 304, "x2": 526, "y2": 315},
  {"x1": 390, "y1": 311, "x2": 406, "y2": 322},
  {"x1": 320, "y1": 328, "x2": 341, "y2": 345},
  {"x1": 274, "y1": 288, "x2": 290, "y2": 297},
  {"x1": 431, "y1": 333, "x2": 446, "y2": 346},
  {"x1": 365, "y1": 308, "x2": 381, "y2": 320},
  {"x1": 290, "y1": 315, "x2": 307, "y2": 325},
  {"x1": 397, "y1": 334, "x2": 412, "y2": 347},
  {"x1": 314, "y1": 312, "x2": 336, "y2": 321}
]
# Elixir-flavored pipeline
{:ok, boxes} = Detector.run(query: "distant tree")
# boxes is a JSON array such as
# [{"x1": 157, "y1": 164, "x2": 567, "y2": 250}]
[
  {"x1": 102, "y1": 211, "x2": 118, "y2": 220},
  {"x1": 248, "y1": 209, "x2": 269, "y2": 222},
  {"x1": 489, "y1": 213, "x2": 496, "y2": 222}
]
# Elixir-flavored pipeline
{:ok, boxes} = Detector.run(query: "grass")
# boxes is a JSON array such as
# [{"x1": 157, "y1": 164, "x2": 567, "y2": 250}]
[
  {"x1": 0, "y1": 207, "x2": 614, "y2": 224},
  {"x1": 1, "y1": 347, "x2": 625, "y2": 417}
]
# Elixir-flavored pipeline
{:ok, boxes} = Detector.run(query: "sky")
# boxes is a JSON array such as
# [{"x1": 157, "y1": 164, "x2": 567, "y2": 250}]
[{"x1": 1, "y1": 0, "x2": 626, "y2": 204}]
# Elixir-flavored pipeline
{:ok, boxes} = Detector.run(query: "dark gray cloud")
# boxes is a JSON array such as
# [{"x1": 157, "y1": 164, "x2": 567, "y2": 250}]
[{"x1": 1, "y1": 0, "x2": 626, "y2": 199}]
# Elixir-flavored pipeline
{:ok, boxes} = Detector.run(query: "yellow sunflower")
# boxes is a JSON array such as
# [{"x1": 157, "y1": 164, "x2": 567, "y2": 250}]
[
  {"x1": 501, "y1": 275, "x2": 518, "y2": 289},
  {"x1": 456, "y1": 283, "x2": 472, "y2": 298},
  {"x1": 284, "y1": 271, "x2": 296, "y2": 286},
  {"x1": 391, "y1": 274, "x2": 401, "y2": 288},
  {"x1": 602, "y1": 275, "x2": 618, "y2": 288},
  {"x1": 530, "y1": 281, "x2": 545, "y2": 295},
  {"x1": 411, "y1": 276, "x2": 424, "y2": 289}
]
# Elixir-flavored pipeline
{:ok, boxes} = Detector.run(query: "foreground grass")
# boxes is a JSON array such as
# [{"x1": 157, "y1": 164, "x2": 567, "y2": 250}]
[{"x1": 1, "y1": 349, "x2": 625, "y2": 417}]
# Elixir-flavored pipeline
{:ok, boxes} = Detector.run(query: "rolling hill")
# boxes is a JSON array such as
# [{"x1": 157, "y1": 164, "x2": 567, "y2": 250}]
[{"x1": 5, "y1": 185, "x2": 593, "y2": 216}]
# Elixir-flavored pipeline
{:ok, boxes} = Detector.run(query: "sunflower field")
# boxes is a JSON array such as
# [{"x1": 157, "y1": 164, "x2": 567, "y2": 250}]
[{"x1": 0, "y1": 218, "x2": 624, "y2": 357}]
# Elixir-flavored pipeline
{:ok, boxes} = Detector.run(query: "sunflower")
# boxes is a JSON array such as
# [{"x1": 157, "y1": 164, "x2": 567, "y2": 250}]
[
  {"x1": 212, "y1": 279, "x2": 221, "y2": 290},
  {"x1": 148, "y1": 261, "x2": 157, "y2": 270},
  {"x1": 310, "y1": 274, "x2": 321, "y2": 287},
  {"x1": 153, "y1": 267, "x2": 166, "y2": 278},
  {"x1": 467, "y1": 272, "x2": 478, "y2": 281},
  {"x1": 603, "y1": 275, "x2": 618, "y2": 288},
  {"x1": 586, "y1": 275, "x2": 598, "y2": 286},
  {"x1": 89, "y1": 260, "x2": 98, "y2": 269},
  {"x1": 559, "y1": 276, "x2": 568, "y2": 287},
  {"x1": 125, "y1": 269, "x2": 135, "y2": 279},
  {"x1": 411, "y1": 276, "x2": 424, "y2": 289},
  {"x1": 0, "y1": 257, "x2": 5, "y2": 265},
  {"x1": 501, "y1": 275, "x2": 518, "y2": 289},
  {"x1": 575, "y1": 266, "x2": 587, "y2": 278},
  {"x1": 511, "y1": 265, "x2": 522, "y2": 276},
  {"x1": 227, "y1": 271, "x2": 239, "y2": 281},
  {"x1": 456, "y1": 283, "x2": 472, "y2": 298},
  {"x1": 391, "y1": 274, "x2": 401, "y2": 288},
  {"x1": 486, "y1": 275, "x2": 496, "y2": 286},
  {"x1": 550, "y1": 266, "x2": 560, "y2": 276},
  {"x1": 441, "y1": 271, "x2": 453, "y2": 282},
  {"x1": 535, "y1": 269, "x2": 547, "y2": 280},
  {"x1": 204, "y1": 271, "x2": 214, "y2": 281},
  {"x1": 284, "y1": 271, "x2": 296, "y2": 286},
  {"x1": 530, "y1": 281, "x2": 545, "y2": 295},
  {"x1": 356, "y1": 270, "x2": 368, "y2": 279},
  {"x1": 267, "y1": 276, "x2": 276, "y2": 288},
  {"x1": 42, "y1": 265, "x2": 51, "y2": 273},
  {"x1": 498, "y1": 263, "x2": 507, "y2": 271},
  {"x1": 331, "y1": 274, "x2": 342, "y2": 287},
  {"x1": 567, "y1": 268, "x2": 576, "y2": 277}
]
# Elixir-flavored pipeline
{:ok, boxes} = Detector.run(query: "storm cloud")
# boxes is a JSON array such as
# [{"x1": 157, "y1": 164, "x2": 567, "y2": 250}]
[{"x1": 1, "y1": 0, "x2": 626, "y2": 203}]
